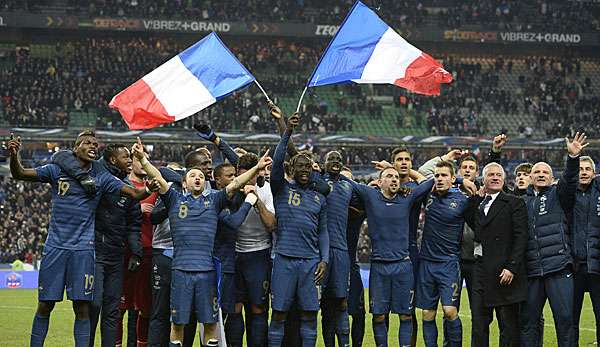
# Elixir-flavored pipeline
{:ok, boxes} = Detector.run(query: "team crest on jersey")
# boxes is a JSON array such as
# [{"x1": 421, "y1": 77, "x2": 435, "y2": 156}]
[
  {"x1": 314, "y1": 194, "x2": 320, "y2": 202},
  {"x1": 449, "y1": 200, "x2": 458, "y2": 209},
  {"x1": 204, "y1": 199, "x2": 210, "y2": 207},
  {"x1": 117, "y1": 196, "x2": 127, "y2": 208}
]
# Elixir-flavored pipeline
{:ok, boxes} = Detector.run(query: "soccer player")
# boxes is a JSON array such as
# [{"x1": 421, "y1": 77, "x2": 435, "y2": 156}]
[
  {"x1": 318, "y1": 150, "x2": 358, "y2": 347},
  {"x1": 268, "y1": 113, "x2": 329, "y2": 347},
  {"x1": 231, "y1": 153, "x2": 276, "y2": 347},
  {"x1": 127, "y1": 147, "x2": 158, "y2": 347},
  {"x1": 520, "y1": 132, "x2": 588, "y2": 347},
  {"x1": 7, "y1": 131, "x2": 152, "y2": 347},
  {"x1": 131, "y1": 137, "x2": 271, "y2": 347},
  {"x1": 343, "y1": 165, "x2": 434, "y2": 347},
  {"x1": 417, "y1": 161, "x2": 477, "y2": 347},
  {"x1": 341, "y1": 168, "x2": 367, "y2": 347},
  {"x1": 572, "y1": 155, "x2": 600, "y2": 346}
]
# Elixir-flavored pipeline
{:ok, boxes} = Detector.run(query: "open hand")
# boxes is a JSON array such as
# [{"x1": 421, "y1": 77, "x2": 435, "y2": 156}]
[{"x1": 566, "y1": 132, "x2": 589, "y2": 157}]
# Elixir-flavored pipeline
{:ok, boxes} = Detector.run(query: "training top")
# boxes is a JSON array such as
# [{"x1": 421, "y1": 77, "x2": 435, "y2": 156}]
[
  {"x1": 346, "y1": 178, "x2": 434, "y2": 262},
  {"x1": 35, "y1": 163, "x2": 125, "y2": 250},
  {"x1": 161, "y1": 186, "x2": 228, "y2": 271},
  {"x1": 271, "y1": 130, "x2": 329, "y2": 262},
  {"x1": 235, "y1": 182, "x2": 275, "y2": 253},
  {"x1": 420, "y1": 188, "x2": 474, "y2": 262}
]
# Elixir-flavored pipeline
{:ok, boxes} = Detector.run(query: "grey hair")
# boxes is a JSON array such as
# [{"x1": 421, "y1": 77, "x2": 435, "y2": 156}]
[
  {"x1": 482, "y1": 162, "x2": 506, "y2": 179},
  {"x1": 581, "y1": 156, "x2": 596, "y2": 173}
]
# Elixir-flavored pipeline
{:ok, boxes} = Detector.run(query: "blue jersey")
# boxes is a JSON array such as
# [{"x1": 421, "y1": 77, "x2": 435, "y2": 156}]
[
  {"x1": 323, "y1": 173, "x2": 356, "y2": 251},
  {"x1": 420, "y1": 188, "x2": 472, "y2": 262},
  {"x1": 214, "y1": 201, "x2": 252, "y2": 273},
  {"x1": 35, "y1": 163, "x2": 125, "y2": 250},
  {"x1": 161, "y1": 186, "x2": 228, "y2": 272},
  {"x1": 348, "y1": 179, "x2": 434, "y2": 261},
  {"x1": 271, "y1": 131, "x2": 329, "y2": 262}
]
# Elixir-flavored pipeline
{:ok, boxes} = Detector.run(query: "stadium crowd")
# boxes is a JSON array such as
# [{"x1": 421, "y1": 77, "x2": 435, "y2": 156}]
[{"x1": 1, "y1": 36, "x2": 599, "y2": 139}]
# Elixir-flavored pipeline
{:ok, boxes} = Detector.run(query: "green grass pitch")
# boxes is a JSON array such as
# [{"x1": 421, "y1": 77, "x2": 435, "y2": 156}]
[{"x1": 0, "y1": 289, "x2": 597, "y2": 346}]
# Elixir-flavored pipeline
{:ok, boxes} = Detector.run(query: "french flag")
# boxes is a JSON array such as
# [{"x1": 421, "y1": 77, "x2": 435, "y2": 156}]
[
  {"x1": 308, "y1": 1, "x2": 452, "y2": 95},
  {"x1": 109, "y1": 32, "x2": 255, "y2": 130}
]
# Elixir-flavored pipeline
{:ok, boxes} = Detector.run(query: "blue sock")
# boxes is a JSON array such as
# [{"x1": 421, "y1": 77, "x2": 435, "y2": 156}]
[
  {"x1": 300, "y1": 315, "x2": 318, "y2": 347},
  {"x1": 73, "y1": 319, "x2": 90, "y2": 347},
  {"x1": 372, "y1": 319, "x2": 388, "y2": 347},
  {"x1": 422, "y1": 320, "x2": 438, "y2": 347},
  {"x1": 351, "y1": 313, "x2": 365, "y2": 347},
  {"x1": 443, "y1": 318, "x2": 462, "y2": 346},
  {"x1": 169, "y1": 342, "x2": 182, "y2": 347},
  {"x1": 249, "y1": 312, "x2": 268, "y2": 347},
  {"x1": 335, "y1": 308, "x2": 350, "y2": 347},
  {"x1": 225, "y1": 313, "x2": 244, "y2": 347},
  {"x1": 30, "y1": 314, "x2": 50, "y2": 347},
  {"x1": 268, "y1": 319, "x2": 285, "y2": 347},
  {"x1": 399, "y1": 319, "x2": 413, "y2": 347},
  {"x1": 321, "y1": 301, "x2": 335, "y2": 347}
]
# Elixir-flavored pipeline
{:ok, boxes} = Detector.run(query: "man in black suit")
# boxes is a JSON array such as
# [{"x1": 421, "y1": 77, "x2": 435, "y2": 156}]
[{"x1": 471, "y1": 162, "x2": 529, "y2": 347}]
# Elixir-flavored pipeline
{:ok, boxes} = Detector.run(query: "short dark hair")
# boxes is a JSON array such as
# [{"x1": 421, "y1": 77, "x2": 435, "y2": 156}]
[
  {"x1": 290, "y1": 153, "x2": 312, "y2": 168},
  {"x1": 390, "y1": 146, "x2": 411, "y2": 162},
  {"x1": 435, "y1": 160, "x2": 456, "y2": 176},
  {"x1": 237, "y1": 153, "x2": 259, "y2": 171},
  {"x1": 184, "y1": 150, "x2": 211, "y2": 168},
  {"x1": 74, "y1": 129, "x2": 96, "y2": 147},
  {"x1": 214, "y1": 162, "x2": 235, "y2": 179},
  {"x1": 103, "y1": 144, "x2": 128, "y2": 161},
  {"x1": 514, "y1": 162, "x2": 533, "y2": 175},
  {"x1": 184, "y1": 166, "x2": 205, "y2": 180},
  {"x1": 460, "y1": 155, "x2": 478, "y2": 170}
]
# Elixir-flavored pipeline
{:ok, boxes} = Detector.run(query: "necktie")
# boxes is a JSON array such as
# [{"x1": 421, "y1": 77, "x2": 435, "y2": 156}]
[{"x1": 479, "y1": 195, "x2": 492, "y2": 216}]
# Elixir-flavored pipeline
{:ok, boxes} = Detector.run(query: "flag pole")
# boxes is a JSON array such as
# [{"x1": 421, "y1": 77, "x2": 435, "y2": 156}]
[
  {"x1": 254, "y1": 80, "x2": 271, "y2": 103},
  {"x1": 296, "y1": 86, "x2": 308, "y2": 113}
]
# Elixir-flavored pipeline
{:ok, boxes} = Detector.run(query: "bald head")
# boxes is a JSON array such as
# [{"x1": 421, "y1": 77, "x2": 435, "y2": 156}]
[{"x1": 531, "y1": 162, "x2": 554, "y2": 191}]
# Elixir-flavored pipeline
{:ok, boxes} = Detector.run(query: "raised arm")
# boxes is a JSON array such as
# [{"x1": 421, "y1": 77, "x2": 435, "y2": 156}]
[
  {"x1": 193, "y1": 123, "x2": 240, "y2": 165},
  {"x1": 410, "y1": 178, "x2": 435, "y2": 200},
  {"x1": 558, "y1": 132, "x2": 587, "y2": 212},
  {"x1": 131, "y1": 137, "x2": 169, "y2": 195},
  {"x1": 485, "y1": 134, "x2": 507, "y2": 166},
  {"x1": 7, "y1": 135, "x2": 39, "y2": 181},
  {"x1": 417, "y1": 149, "x2": 464, "y2": 178},
  {"x1": 226, "y1": 151, "x2": 272, "y2": 199},
  {"x1": 269, "y1": 101, "x2": 298, "y2": 158},
  {"x1": 271, "y1": 113, "x2": 299, "y2": 193}
]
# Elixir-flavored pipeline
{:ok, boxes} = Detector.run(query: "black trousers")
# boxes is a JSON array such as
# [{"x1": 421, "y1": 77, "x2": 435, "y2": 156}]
[
  {"x1": 148, "y1": 251, "x2": 172, "y2": 347},
  {"x1": 472, "y1": 264, "x2": 521, "y2": 347},
  {"x1": 90, "y1": 259, "x2": 124, "y2": 347}
]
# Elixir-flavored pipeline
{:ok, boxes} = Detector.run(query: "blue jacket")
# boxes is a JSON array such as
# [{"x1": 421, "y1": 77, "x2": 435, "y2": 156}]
[
  {"x1": 523, "y1": 156, "x2": 579, "y2": 277},
  {"x1": 572, "y1": 177, "x2": 600, "y2": 274}
]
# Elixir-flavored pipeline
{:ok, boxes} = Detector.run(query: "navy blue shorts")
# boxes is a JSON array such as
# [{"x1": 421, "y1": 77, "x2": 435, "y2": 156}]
[
  {"x1": 220, "y1": 272, "x2": 236, "y2": 314},
  {"x1": 170, "y1": 269, "x2": 218, "y2": 324},
  {"x1": 416, "y1": 259, "x2": 461, "y2": 309},
  {"x1": 347, "y1": 261, "x2": 365, "y2": 315},
  {"x1": 369, "y1": 260, "x2": 414, "y2": 315},
  {"x1": 235, "y1": 249, "x2": 271, "y2": 306},
  {"x1": 323, "y1": 247, "x2": 351, "y2": 298},
  {"x1": 38, "y1": 245, "x2": 95, "y2": 302},
  {"x1": 271, "y1": 254, "x2": 320, "y2": 312}
]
